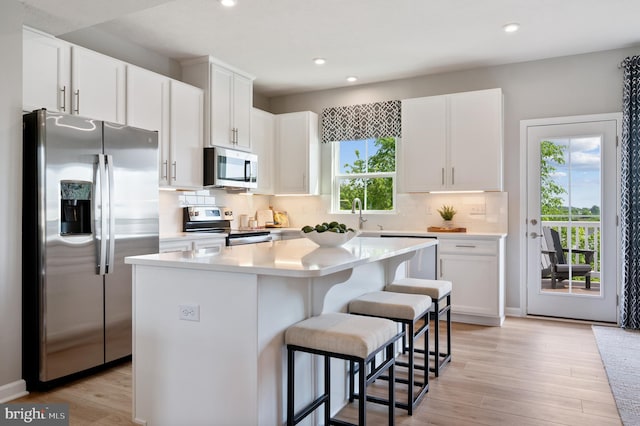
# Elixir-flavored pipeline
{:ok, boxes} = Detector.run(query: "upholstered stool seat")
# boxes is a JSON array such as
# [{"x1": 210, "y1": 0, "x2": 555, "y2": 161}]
[
  {"x1": 285, "y1": 312, "x2": 403, "y2": 426},
  {"x1": 386, "y1": 278, "x2": 452, "y2": 376},
  {"x1": 349, "y1": 291, "x2": 431, "y2": 415}
]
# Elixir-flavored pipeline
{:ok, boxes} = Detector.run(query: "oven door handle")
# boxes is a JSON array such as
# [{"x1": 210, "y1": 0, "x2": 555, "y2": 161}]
[{"x1": 227, "y1": 234, "x2": 272, "y2": 246}]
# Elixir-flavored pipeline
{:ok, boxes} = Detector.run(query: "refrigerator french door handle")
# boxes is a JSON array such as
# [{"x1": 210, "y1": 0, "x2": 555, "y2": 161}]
[
  {"x1": 98, "y1": 154, "x2": 107, "y2": 276},
  {"x1": 106, "y1": 154, "x2": 116, "y2": 274}
]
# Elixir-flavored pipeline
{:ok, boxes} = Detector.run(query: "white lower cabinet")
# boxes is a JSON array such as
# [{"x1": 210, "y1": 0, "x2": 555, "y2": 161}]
[
  {"x1": 193, "y1": 238, "x2": 225, "y2": 251},
  {"x1": 159, "y1": 239, "x2": 193, "y2": 253},
  {"x1": 160, "y1": 236, "x2": 225, "y2": 253},
  {"x1": 438, "y1": 235, "x2": 505, "y2": 326}
]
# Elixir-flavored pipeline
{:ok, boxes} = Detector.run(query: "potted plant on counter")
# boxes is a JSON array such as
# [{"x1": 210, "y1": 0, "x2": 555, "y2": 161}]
[{"x1": 437, "y1": 204, "x2": 457, "y2": 229}]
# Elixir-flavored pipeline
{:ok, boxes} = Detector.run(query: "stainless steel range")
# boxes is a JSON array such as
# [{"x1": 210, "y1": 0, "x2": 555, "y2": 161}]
[{"x1": 182, "y1": 206, "x2": 272, "y2": 246}]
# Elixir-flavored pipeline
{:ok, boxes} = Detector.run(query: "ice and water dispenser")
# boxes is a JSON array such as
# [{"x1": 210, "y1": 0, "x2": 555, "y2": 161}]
[{"x1": 60, "y1": 181, "x2": 92, "y2": 235}]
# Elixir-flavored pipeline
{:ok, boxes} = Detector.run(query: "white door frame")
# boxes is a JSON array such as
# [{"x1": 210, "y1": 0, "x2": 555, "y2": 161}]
[{"x1": 519, "y1": 113, "x2": 621, "y2": 322}]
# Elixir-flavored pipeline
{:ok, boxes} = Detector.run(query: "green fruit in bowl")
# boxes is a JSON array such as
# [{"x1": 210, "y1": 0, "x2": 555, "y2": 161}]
[
  {"x1": 315, "y1": 224, "x2": 328, "y2": 233},
  {"x1": 301, "y1": 222, "x2": 357, "y2": 235}
]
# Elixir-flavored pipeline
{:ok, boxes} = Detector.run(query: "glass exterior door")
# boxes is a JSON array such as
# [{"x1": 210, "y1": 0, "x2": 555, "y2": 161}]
[{"x1": 526, "y1": 117, "x2": 619, "y2": 322}]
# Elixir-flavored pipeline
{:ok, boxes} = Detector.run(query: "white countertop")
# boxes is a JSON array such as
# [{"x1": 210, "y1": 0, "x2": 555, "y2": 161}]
[
  {"x1": 127, "y1": 236, "x2": 438, "y2": 278},
  {"x1": 159, "y1": 228, "x2": 506, "y2": 241}
]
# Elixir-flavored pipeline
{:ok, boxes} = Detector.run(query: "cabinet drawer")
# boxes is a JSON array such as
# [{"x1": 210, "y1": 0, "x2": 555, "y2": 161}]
[
  {"x1": 438, "y1": 238, "x2": 497, "y2": 255},
  {"x1": 159, "y1": 240, "x2": 193, "y2": 253},
  {"x1": 193, "y1": 238, "x2": 225, "y2": 250}
]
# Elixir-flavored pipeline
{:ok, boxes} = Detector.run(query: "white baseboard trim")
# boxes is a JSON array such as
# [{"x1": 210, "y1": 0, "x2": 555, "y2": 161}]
[
  {"x1": 505, "y1": 307, "x2": 524, "y2": 317},
  {"x1": 0, "y1": 379, "x2": 28, "y2": 403},
  {"x1": 451, "y1": 313, "x2": 504, "y2": 327}
]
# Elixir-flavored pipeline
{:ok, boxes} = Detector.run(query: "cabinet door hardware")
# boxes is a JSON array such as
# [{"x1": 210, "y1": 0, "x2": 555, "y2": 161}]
[
  {"x1": 172, "y1": 161, "x2": 177, "y2": 181},
  {"x1": 60, "y1": 86, "x2": 66, "y2": 112},
  {"x1": 162, "y1": 160, "x2": 168, "y2": 180},
  {"x1": 74, "y1": 89, "x2": 80, "y2": 113},
  {"x1": 455, "y1": 244, "x2": 477, "y2": 248}
]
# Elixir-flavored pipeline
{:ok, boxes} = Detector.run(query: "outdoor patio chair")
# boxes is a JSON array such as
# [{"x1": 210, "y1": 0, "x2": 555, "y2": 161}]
[{"x1": 541, "y1": 227, "x2": 594, "y2": 289}]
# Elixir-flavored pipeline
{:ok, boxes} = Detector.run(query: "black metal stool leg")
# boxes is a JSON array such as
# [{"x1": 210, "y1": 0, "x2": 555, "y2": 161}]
[
  {"x1": 432, "y1": 300, "x2": 440, "y2": 377},
  {"x1": 324, "y1": 355, "x2": 331, "y2": 425},
  {"x1": 287, "y1": 348, "x2": 295, "y2": 426}
]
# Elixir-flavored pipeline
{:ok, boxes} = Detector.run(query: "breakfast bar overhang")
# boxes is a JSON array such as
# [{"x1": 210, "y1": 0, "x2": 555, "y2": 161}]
[{"x1": 125, "y1": 236, "x2": 438, "y2": 425}]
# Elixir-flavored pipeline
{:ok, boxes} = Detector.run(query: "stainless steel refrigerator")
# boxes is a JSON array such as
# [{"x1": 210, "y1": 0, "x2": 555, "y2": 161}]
[{"x1": 22, "y1": 109, "x2": 159, "y2": 390}]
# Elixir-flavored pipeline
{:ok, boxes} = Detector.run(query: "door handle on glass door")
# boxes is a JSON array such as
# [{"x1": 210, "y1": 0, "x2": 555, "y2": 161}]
[{"x1": 530, "y1": 232, "x2": 543, "y2": 238}]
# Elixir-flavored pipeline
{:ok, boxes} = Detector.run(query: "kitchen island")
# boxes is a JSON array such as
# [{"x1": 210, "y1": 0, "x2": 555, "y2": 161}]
[{"x1": 125, "y1": 236, "x2": 437, "y2": 425}]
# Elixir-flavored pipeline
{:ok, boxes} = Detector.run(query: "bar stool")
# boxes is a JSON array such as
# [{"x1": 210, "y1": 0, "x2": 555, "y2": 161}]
[
  {"x1": 385, "y1": 278, "x2": 452, "y2": 377},
  {"x1": 285, "y1": 312, "x2": 403, "y2": 426},
  {"x1": 348, "y1": 291, "x2": 431, "y2": 415}
]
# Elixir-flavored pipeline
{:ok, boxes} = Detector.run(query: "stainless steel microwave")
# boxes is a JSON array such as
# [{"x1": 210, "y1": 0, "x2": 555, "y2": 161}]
[{"x1": 203, "y1": 147, "x2": 258, "y2": 188}]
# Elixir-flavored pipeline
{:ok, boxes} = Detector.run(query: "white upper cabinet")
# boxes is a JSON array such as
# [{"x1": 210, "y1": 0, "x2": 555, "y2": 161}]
[
  {"x1": 127, "y1": 66, "x2": 203, "y2": 189},
  {"x1": 126, "y1": 65, "x2": 170, "y2": 185},
  {"x1": 275, "y1": 111, "x2": 319, "y2": 195},
  {"x1": 401, "y1": 95, "x2": 447, "y2": 193},
  {"x1": 71, "y1": 46, "x2": 126, "y2": 124},
  {"x1": 251, "y1": 108, "x2": 275, "y2": 195},
  {"x1": 448, "y1": 89, "x2": 503, "y2": 191},
  {"x1": 401, "y1": 88, "x2": 503, "y2": 192},
  {"x1": 168, "y1": 80, "x2": 204, "y2": 189},
  {"x1": 23, "y1": 27, "x2": 71, "y2": 113},
  {"x1": 23, "y1": 27, "x2": 126, "y2": 124},
  {"x1": 182, "y1": 57, "x2": 255, "y2": 152}
]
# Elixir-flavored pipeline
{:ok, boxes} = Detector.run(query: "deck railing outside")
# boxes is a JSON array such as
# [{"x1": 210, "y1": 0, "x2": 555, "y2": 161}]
[{"x1": 541, "y1": 220, "x2": 601, "y2": 279}]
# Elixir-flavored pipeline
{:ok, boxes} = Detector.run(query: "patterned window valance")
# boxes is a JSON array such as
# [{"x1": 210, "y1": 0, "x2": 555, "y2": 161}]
[{"x1": 321, "y1": 100, "x2": 401, "y2": 142}]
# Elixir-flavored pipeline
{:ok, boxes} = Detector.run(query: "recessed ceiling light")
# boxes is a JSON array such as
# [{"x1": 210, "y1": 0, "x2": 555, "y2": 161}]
[
  {"x1": 313, "y1": 58, "x2": 326, "y2": 65},
  {"x1": 346, "y1": 76, "x2": 358, "y2": 83},
  {"x1": 219, "y1": 0, "x2": 237, "y2": 7},
  {"x1": 503, "y1": 22, "x2": 520, "y2": 33}
]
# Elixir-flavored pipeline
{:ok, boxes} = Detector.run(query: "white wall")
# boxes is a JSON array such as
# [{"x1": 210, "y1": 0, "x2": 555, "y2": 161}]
[
  {"x1": 59, "y1": 26, "x2": 182, "y2": 80},
  {"x1": 0, "y1": 0, "x2": 26, "y2": 402},
  {"x1": 268, "y1": 47, "x2": 638, "y2": 310}
]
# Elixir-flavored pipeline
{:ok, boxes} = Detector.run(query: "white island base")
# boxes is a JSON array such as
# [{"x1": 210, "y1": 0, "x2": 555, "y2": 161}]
[{"x1": 126, "y1": 237, "x2": 437, "y2": 425}]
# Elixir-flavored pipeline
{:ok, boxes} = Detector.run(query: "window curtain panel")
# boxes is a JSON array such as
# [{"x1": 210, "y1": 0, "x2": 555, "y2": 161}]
[
  {"x1": 321, "y1": 100, "x2": 401, "y2": 142},
  {"x1": 621, "y1": 56, "x2": 640, "y2": 329}
]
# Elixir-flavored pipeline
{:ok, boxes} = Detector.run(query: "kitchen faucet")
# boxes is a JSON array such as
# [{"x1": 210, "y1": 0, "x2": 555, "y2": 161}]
[{"x1": 351, "y1": 198, "x2": 368, "y2": 230}]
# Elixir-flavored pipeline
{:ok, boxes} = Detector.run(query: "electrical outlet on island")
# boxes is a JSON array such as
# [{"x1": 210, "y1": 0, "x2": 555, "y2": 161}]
[{"x1": 178, "y1": 304, "x2": 200, "y2": 321}]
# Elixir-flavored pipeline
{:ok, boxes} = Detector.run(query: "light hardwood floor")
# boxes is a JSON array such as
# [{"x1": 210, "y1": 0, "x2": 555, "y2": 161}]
[{"x1": 13, "y1": 317, "x2": 621, "y2": 425}]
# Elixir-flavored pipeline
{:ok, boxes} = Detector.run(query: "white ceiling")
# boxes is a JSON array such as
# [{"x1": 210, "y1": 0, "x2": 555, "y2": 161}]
[{"x1": 21, "y1": 0, "x2": 640, "y2": 97}]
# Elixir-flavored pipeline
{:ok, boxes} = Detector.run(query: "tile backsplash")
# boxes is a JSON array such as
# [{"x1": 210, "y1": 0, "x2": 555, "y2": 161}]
[{"x1": 160, "y1": 190, "x2": 508, "y2": 235}]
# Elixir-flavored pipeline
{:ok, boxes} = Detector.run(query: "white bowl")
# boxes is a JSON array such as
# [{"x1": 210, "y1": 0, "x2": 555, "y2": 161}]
[
  {"x1": 300, "y1": 230, "x2": 359, "y2": 247},
  {"x1": 301, "y1": 247, "x2": 357, "y2": 267}
]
